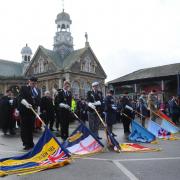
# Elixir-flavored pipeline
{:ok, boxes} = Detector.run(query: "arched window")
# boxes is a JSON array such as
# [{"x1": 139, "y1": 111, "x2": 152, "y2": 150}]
[
  {"x1": 24, "y1": 56, "x2": 27, "y2": 61},
  {"x1": 83, "y1": 82, "x2": 91, "y2": 98},
  {"x1": 72, "y1": 81, "x2": 80, "y2": 98}
]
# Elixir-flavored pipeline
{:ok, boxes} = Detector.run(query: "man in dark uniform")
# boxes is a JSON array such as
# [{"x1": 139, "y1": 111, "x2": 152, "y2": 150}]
[
  {"x1": 104, "y1": 90, "x2": 117, "y2": 136},
  {"x1": 79, "y1": 98, "x2": 88, "y2": 123},
  {"x1": 18, "y1": 76, "x2": 39, "y2": 150},
  {"x1": 1, "y1": 89, "x2": 16, "y2": 135},
  {"x1": 121, "y1": 92, "x2": 134, "y2": 135},
  {"x1": 40, "y1": 91, "x2": 55, "y2": 131},
  {"x1": 55, "y1": 80, "x2": 72, "y2": 141},
  {"x1": 87, "y1": 82, "x2": 103, "y2": 139}
]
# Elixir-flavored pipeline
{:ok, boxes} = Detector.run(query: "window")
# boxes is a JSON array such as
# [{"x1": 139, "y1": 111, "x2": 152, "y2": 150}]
[
  {"x1": 83, "y1": 82, "x2": 91, "y2": 97},
  {"x1": 72, "y1": 81, "x2": 80, "y2": 98},
  {"x1": 81, "y1": 56, "x2": 95, "y2": 73}
]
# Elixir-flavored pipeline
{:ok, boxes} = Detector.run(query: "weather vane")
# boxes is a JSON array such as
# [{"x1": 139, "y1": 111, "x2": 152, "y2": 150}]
[{"x1": 85, "y1": 32, "x2": 88, "y2": 42}]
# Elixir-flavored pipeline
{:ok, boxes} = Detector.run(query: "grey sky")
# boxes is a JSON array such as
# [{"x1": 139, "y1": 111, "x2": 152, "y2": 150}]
[{"x1": 0, "y1": 0, "x2": 180, "y2": 81}]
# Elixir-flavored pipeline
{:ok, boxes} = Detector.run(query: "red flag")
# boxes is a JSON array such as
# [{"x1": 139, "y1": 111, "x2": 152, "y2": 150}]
[{"x1": 157, "y1": 110, "x2": 175, "y2": 125}]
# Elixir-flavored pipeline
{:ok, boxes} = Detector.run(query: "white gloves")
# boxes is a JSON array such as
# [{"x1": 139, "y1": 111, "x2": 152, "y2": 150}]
[
  {"x1": 21, "y1": 99, "x2": 32, "y2": 109},
  {"x1": 93, "y1": 101, "x2": 101, "y2": 106},
  {"x1": 88, "y1": 102, "x2": 96, "y2": 110},
  {"x1": 14, "y1": 109, "x2": 19, "y2": 117},
  {"x1": 59, "y1": 103, "x2": 70, "y2": 110},
  {"x1": 125, "y1": 105, "x2": 133, "y2": 111},
  {"x1": 9, "y1": 99, "x2": 13, "y2": 105},
  {"x1": 112, "y1": 106, "x2": 117, "y2": 110}
]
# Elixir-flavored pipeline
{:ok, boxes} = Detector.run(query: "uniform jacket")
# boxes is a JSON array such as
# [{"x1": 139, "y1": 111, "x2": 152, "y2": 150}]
[
  {"x1": 87, "y1": 90, "x2": 103, "y2": 113},
  {"x1": 104, "y1": 95, "x2": 116, "y2": 125},
  {"x1": 54, "y1": 89, "x2": 72, "y2": 111},
  {"x1": 18, "y1": 85, "x2": 40, "y2": 116}
]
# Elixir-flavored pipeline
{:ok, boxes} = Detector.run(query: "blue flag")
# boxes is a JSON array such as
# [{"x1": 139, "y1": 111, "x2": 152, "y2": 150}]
[
  {"x1": 63, "y1": 122, "x2": 104, "y2": 156},
  {"x1": 161, "y1": 119, "x2": 180, "y2": 134},
  {"x1": 0, "y1": 127, "x2": 70, "y2": 177},
  {"x1": 129, "y1": 120, "x2": 156, "y2": 143}
]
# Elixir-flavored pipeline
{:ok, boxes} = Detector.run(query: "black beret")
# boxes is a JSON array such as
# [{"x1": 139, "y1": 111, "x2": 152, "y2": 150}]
[
  {"x1": 108, "y1": 89, "x2": 114, "y2": 94},
  {"x1": 29, "y1": 76, "x2": 38, "y2": 82}
]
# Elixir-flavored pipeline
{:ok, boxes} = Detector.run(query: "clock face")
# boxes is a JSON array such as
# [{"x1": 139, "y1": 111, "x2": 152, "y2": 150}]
[{"x1": 60, "y1": 35, "x2": 65, "y2": 41}]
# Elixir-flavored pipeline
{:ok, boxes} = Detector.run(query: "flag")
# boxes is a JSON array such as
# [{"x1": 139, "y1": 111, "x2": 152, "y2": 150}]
[
  {"x1": 0, "y1": 127, "x2": 71, "y2": 177},
  {"x1": 157, "y1": 110, "x2": 175, "y2": 125},
  {"x1": 129, "y1": 120, "x2": 156, "y2": 143},
  {"x1": 147, "y1": 120, "x2": 177, "y2": 140},
  {"x1": 161, "y1": 119, "x2": 180, "y2": 134},
  {"x1": 63, "y1": 122, "x2": 104, "y2": 156},
  {"x1": 106, "y1": 129, "x2": 121, "y2": 152},
  {"x1": 120, "y1": 143, "x2": 160, "y2": 152}
]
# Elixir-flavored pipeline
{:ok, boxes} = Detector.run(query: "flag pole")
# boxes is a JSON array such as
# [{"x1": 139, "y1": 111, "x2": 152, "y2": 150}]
[
  {"x1": 93, "y1": 108, "x2": 121, "y2": 152},
  {"x1": 30, "y1": 107, "x2": 46, "y2": 126},
  {"x1": 125, "y1": 105, "x2": 147, "y2": 118},
  {"x1": 94, "y1": 109, "x2": 107, "y2": 127}
]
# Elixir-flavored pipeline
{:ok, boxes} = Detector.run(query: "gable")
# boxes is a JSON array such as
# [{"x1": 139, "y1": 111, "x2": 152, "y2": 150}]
[
  {"x1": 68, "y1": 47, "x2": 107, "y2": 79},
  {"x1": 25, "y1": 46, "x2": 62, "y2": 76}
]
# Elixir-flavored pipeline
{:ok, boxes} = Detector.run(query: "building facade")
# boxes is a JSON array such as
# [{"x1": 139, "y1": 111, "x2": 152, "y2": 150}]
[
  {"x1": 0, "y1": 9, "x2": 106, "y2": 98},
  {"x1": 108, "y1": 63, "x2": 180, "y2": 102}
]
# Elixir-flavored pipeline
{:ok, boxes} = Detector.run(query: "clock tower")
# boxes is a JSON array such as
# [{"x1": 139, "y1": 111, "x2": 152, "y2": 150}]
[{"x1": 53, "y1": 9, "x2": 74, "y2": 58}]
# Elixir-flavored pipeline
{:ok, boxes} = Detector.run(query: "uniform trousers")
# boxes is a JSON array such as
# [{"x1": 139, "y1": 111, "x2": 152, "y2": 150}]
[
  {"x1": 20, "y1": 114, "x2": 35, "y2": 148},
  {"x1": 59, "y1": 109, "x2": 70, "y2": 140},
  {"x1": 88, "y1": 112, "x2": 100, "y2": 137}
]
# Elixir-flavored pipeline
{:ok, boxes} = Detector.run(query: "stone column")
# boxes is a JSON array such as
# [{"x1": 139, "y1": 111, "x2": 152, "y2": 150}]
[{"x1": 58, "y1": 79, "x2": 62, "y2": 89}]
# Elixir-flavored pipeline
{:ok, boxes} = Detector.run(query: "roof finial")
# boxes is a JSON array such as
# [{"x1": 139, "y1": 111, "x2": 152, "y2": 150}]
[
  {"x1": 85, "y1": 32, "x2": 89, "y2": 47},
  {"x1": 62, "y1": 0, "x2": 64, "y2": 11}
]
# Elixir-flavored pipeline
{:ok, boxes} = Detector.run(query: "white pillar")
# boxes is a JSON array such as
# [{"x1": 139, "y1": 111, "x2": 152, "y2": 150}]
[
  {"x1": 161, "y1": 80, "x2": 164, "y2": 91},
  {"x1": 45, "y1": 81, "x2": 48, "y2": 91},
  {"x1": 134, "y1": 83, "x2": 137, "y2": 93},
  {"x1": 59, "y1": 79, "x2": 62, "y2": 89}
]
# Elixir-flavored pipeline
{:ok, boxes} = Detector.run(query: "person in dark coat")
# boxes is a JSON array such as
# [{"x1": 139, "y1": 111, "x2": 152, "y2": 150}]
[
  {"x1": 79, "y1": 98, "x2": 88, "y2": 123},
  {"x1": 87, "y1": 81, "x2": 103, "y2": 139},
  {"x1": 40, "y1": 91, "x2": 55, "y2": 131},
  {"x1": 104, "y1": 90, "x2": 117, "y2": 136},
  {"x1": 169, "y1": 96, "x2": 180, "y2": 125},
  {"x1": 0, "y1": 89, "x2": 16, "y2": 135},
  {"x1": 121, "y1": 92, "x2": 134, "y2": 135},
  {"x1": 18, "y1": 76, "x2": 40, "y2": 150},
  {"x1": 54, "y1": 80, "x2": 72, "y2": 140},
  {"x1": 139, "y1": 91, "x2": 149, "y2": 127}
]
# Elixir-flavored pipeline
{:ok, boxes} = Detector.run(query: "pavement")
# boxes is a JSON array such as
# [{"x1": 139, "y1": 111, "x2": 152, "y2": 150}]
[{"x1": 0, "y1": 120, "x2": 180, "y2": 180}]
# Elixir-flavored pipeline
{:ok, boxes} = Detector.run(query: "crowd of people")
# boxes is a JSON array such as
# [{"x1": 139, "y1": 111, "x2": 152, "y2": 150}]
[{"x1": 0, "y1": 76, "x2": 180, "y2": 150}]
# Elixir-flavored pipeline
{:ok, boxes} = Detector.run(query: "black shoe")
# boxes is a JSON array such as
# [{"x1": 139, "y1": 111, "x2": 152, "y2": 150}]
[
  {"x1": 10, "y1": 130, "x2": 16, "y2": 135},
  {"x1": 112, "y1": 133, "x2": 117, "y2": 137},
  {"x1": 50, "y1": 128, "x2": 55, "y2": 131},
  {"x1": 3, "y1": 130, "x2": 7, "y2": 135},
  {"x1": 97, "y1": 136, "x2": 102, "y2": 140},
  {"x1": 23, "y1": 146, "x2": 33, "y2": 151}
]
